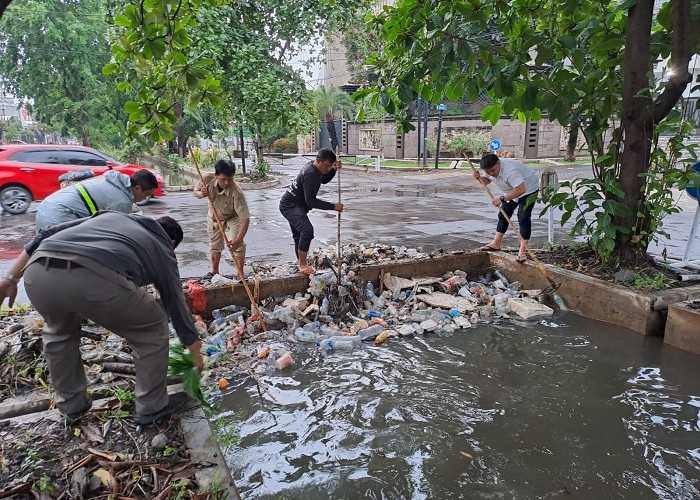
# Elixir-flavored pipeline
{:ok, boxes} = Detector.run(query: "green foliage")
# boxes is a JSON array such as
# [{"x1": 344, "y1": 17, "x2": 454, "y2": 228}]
[
  {"x1": 633, "y1": 271, "x2": 672, "y2": 292},
  {"x1": 169, "y1": 342, "x2": 210, "y2": 410},
  {"x1": 249, "y1": 160, "x2": 271, "y2": 182},
  {"x1": 358, "y1": 0, "x2": 697, "y2": 262},
  {"x1": 0, "y1": 0, "x2": 128, "y2": 147},
  {"x1": 313, "y1": 86, "x2": 356, "y2": 122},
  {"x1": 109, "y1": 0, "x2": 370, "y2": 145}
]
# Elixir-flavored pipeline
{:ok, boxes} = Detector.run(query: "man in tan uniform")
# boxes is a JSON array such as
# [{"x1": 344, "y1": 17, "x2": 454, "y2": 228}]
[{"x1": 194, "y1": 159, "x2": 250, "y2": 276}]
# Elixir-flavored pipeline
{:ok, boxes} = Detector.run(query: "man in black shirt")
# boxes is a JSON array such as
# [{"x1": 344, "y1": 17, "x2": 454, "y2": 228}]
[{"x1": 279, "y1": 148, "x2": 343, "y2": 274}]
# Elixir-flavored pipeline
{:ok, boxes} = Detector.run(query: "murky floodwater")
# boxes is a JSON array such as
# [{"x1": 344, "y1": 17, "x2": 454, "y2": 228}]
[{"x1": 217, "y1": 313, "x2": 700, "y2": 499}]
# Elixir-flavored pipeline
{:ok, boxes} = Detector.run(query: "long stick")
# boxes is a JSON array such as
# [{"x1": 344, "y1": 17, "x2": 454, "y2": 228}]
[
  {"x1": 189, "y1": 147, "x2": 267, "y2": 331},
  {"x1": 465, "y1": 155, "x2": 558, "y2": 288},
  {"x1": 335, "y1": 145, "x2": 342, "y2": 276}
]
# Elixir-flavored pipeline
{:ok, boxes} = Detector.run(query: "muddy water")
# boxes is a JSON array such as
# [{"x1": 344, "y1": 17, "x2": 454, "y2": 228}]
[{"x1": 219, "y1": 313, "x2": 700, "y2": 499}]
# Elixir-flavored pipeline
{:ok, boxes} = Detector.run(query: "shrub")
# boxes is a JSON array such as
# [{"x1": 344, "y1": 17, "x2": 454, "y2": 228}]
[{"x1": 271, "y1": 138, "x2": 291, "y2": 153}]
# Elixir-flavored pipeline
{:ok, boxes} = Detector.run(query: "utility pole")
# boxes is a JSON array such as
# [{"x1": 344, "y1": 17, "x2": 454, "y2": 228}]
[
  {"x1": 434, "y1": 104, "x2": 447, "y2": 170},
  {"x1": 416, "y1": 95, "x2": 422, "y2": 167},
  {"x1": 422, "y1": 99, "x2": 428, "y2": 167}
]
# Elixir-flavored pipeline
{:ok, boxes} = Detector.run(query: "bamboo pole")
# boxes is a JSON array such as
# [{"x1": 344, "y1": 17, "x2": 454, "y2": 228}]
[
  {"x1": 335, "y1": 145, "x2": 342, "y2": 276},
  {"x1": 188, "y1": 147, "x2": 267, "y2": 330}
]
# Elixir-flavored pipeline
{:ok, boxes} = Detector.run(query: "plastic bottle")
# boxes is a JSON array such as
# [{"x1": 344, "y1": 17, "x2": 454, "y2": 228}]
[
  {"x1": 320, "y1": 297, "x2": 329, "y2": 315},
  {"x1": 493, "y1": 270, "x2": 510, "y2": 287},
  {"x1": 303, "y1": 321, "x2": 321, "y2": 332},
  {"x1": 551, "y1": 292, "x2": 569, "y2": 311},
  {"x1": 295, "y1": 328, "x2": 323, "y2": 343},
  {"x1": 193, "y1": 315, "x2": 208, "y2": 338},
  {"x1": 357, "y1": 324, "x2": 385, "y2": 341},
  {"x1": 318, "y1": 335, "x2": 361, "y2": 351},
  {"x1": 392, "y1": 280, "x2": 402, "y2": 301},
  {"x1": 374, "y1": 330, "x2": 389, "y2": 345}
]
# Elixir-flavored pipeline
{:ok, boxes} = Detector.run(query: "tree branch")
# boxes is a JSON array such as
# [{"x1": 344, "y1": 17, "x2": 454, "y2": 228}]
[{"x1": 652, "y1": 0, "x2": 693, "y2": 123}]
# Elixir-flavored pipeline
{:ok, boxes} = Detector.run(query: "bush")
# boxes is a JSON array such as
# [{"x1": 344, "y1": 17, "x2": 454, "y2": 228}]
[{"x1": 271, "y1": 138, "x2": 291, "y2": 153}]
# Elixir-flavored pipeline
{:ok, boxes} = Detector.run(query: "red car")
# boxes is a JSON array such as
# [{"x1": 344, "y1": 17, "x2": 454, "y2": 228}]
[{"x1": 0, "y1": 144, "x2": 167, "y2": 214}]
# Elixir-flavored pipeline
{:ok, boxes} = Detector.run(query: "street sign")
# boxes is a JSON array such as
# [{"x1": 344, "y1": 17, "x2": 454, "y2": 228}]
[
  {"x1": 489, "y1": 140, "x2": 501, "y2": 151},
  {"x1": 436, "y1": 104, "x2": 448, "y2": 112},
  {"x1": 687, "y1": 162, "x2": 700, "y2": 203}
]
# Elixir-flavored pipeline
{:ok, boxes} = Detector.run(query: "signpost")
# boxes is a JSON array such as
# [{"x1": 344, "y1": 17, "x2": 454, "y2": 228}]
[
  {"x1": 417, "y1": 95, "x2": 423, "y2": 167},
  {"x1": 489, "y1": 139, "x2": 501, "y2": 152},
  {"x1": 434, "y1": 104, "x2": 448, "y2": 170}
]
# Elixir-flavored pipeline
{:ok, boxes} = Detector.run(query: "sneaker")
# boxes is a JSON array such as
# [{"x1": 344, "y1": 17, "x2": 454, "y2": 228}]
[
  {"x1": 134, "y1": 392, "x2": 190, "y2": 426},
  {"x1": 62, "y1": 397, "x2": 93, "y2": 425}
]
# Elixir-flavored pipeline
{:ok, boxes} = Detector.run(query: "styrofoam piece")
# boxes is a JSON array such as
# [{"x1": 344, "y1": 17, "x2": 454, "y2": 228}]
[{"x1": 507, "y1": 297, "x2": 553, "y2": 319}]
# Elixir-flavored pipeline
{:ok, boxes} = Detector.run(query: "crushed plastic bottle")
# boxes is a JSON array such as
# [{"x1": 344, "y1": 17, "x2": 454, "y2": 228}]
[
  {"x1": 320, "y1": 297, "x2": 329, "y2": 315},
  {"x1": 318, "y1": 335, "x2": 361, "y2": 351},
  {"x1": 357, "y1": 324, "x2": 385, "y2": 341},
  {"x1": 295, "y1": 328, "x2": 324, "y2": 343}
]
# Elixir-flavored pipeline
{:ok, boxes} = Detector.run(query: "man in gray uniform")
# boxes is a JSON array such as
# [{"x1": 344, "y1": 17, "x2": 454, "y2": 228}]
[
  {"x1": 35, "y1": 169, "x2": 159, "y2": 233},
  {"x1": 0, "y1": 211, "x2": 203, "y2": 425}
]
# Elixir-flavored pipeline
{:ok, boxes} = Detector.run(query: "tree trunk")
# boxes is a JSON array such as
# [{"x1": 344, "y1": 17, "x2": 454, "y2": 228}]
[
  {"x1": 174, "y1": 102, "x2": 187, "y2": 157},
  {"x1": 615, "y1": 0, "x2": 655, "y2": 260},
  {"x1": 614, "y1": 0, "x2": 693, "y2": 260},
  {"x1": 325, "y1": 113, "x2": 339, "y2": 151},
  {"x1": 564, "y1": 117, "x2": 579, "y2": 162},
  {"x1": 255, "y1": 129, "x2": 264, "y2": 167}
]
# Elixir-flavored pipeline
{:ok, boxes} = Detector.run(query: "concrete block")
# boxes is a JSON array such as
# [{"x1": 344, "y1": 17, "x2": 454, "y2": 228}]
[
  {"x1": 507, "y1": 297, "x2": 553, "y2": 319},
  {"x1": 664, "y1": 300, "x2": 700, "y2": 354}
]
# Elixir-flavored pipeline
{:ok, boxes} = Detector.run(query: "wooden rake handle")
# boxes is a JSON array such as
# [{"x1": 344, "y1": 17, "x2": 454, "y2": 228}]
[{"x1": 189, "y1": 147, "x2": 267, "y2": 331}]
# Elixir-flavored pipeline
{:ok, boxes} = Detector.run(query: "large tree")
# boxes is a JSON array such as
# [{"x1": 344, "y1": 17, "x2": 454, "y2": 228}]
[
  {"x1": 356, "y1": 0, "x2": 699, "y2": 262},
  {"x1": 0, "y1": 0, "x2": 127, "y2": 147},
  {"x1": 105, "y1": 0, "x2": 370, "y2": 159}
]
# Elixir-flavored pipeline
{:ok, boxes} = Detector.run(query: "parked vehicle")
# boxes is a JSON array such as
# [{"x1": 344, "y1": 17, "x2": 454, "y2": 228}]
[{"x1": 0, "y1": 144, "x2": 167, "y2": 214}]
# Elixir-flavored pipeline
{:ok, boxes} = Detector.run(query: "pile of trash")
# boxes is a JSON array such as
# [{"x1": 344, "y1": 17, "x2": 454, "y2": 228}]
[
  {"x1": 194, "y1": 243, "x2": 435, "y2": 286},
  {"x1": 198, "y1": 264, "x2": 557, "y2": 391}
]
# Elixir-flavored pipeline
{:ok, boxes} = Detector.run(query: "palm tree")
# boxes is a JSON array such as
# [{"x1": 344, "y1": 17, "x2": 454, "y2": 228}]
[{"x1": 313, "y1": 86, "x2": 355, "y2": 152}]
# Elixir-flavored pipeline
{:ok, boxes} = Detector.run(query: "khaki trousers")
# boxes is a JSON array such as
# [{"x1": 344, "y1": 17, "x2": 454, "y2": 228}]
[{"x1": 23, "y1": 260, "x2": 170, "y2": 416}]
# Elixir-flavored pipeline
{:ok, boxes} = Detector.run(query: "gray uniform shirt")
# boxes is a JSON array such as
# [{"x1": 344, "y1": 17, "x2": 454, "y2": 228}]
[
  {"x1": 35, "y1": 170, "x2": 134, "y2": 232},
  {"x1": 24, "y1": 211, "x2": 199, "y2": 346}
]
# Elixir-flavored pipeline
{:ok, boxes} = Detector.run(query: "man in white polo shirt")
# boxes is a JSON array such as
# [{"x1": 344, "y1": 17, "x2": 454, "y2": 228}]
[{"x1": 473, "y1": 153, "x2": 540, "y2": 262}]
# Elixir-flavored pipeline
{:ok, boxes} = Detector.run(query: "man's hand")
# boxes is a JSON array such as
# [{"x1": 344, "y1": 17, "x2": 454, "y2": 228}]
[
  {"x1": 0, "y1": 279, "x2": 18, "y2": 308},
  {"x1": 227, "y1": 239, "x2": 242, "y2": 252},
  {"x1": 472, "y1": 170, "x2": 481, "y2": 180},
  {"x1": 334, "y1": 202, "x2": 344, "y2": 212},
  {"x1": 491, "y1": 198, "x2": 503, "y2": 208},
  {"x1": 334, "y1": 159, "x2": 342, "y2": 170},
  {"x1": 199, "y1": 185, "x2": 209, "y2": 197},
  {"x1": 187, "y1": 340, "x2": 205, "y2": 371}
]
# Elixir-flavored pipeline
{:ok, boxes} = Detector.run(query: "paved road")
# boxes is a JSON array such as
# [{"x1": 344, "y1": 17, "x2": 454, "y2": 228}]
[{"x1": 1, "y1": 156, "x2": 698, "y2": 305}]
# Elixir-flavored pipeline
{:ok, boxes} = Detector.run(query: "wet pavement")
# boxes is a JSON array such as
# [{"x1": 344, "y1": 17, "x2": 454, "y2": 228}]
[{"x1": 1, "y1": 156, "x2": 699, "y2": 305}]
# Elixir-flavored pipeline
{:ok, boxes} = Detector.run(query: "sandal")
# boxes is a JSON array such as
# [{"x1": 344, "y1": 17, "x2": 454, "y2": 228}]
[
  {"x1": 480, "y1": 245, "x2": 500, "y2": 252},
  {"x1": 516, "y1": 255, "x2": 528, "y2": 263}
]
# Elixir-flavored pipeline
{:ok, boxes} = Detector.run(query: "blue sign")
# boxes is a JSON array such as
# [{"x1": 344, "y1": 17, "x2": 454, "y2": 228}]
[
  {"x1": 436, "y1": 104, "x2": 448, "y2": 112},
  {"x1": 489, "y1": 140, "x2": 501, "y2": 151},
  {"x1": 687, "y1": 162, "x2": 700, "y2": 202}
]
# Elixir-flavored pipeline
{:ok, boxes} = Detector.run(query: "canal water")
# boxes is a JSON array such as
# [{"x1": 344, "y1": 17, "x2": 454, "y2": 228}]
[{"x1": 218, "y1": 312, "x2": 700, "y2": 499}]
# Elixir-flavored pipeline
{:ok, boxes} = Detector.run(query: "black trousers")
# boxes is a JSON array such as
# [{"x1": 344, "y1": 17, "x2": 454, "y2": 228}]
[
  {"x1": 496, "y1": 191, "x2": 537, "y2": 240},
  {"x1": 279, "y1": 202, "x2": 314, "y2": 257}
]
